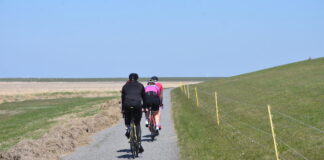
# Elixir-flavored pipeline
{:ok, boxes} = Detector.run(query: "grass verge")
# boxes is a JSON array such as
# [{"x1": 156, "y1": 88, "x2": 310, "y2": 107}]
[
  {"x1": 172, "y1": 58, "x2": 324, "y2": 160},
  {"x1": 0, "y1": 96, "x2": 117, "y2": 151}
]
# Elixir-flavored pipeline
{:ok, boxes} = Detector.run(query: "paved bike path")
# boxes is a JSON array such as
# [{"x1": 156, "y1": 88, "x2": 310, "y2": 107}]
[{"x1": 62, "y1": 88, "x2": 179, "y2": 160}]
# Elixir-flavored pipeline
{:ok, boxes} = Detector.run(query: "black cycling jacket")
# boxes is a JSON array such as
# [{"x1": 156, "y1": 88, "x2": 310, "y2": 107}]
[{"x1": 121, "y1": 80, "x2": 145, "y2": 111}]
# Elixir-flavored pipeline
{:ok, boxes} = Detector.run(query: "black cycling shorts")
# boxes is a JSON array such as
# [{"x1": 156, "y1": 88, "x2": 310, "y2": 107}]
[
  {"x1": 144, "y1": 95, "x2": 160, "y2": 110},
  {"x1": 150, "y1": 105, "x2": 159, "y2": 111},
  {"x1": 123, "y1": 105, "x2": 142, "y2": 126}
]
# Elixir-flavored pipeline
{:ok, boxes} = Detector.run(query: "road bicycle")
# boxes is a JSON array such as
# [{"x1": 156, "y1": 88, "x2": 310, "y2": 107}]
[
  {"x1": 129, "y1": 109, "x2": 139, "y2": 158},
  {"x1": 147, "y1": 107, "x2": 159, "y2": 141}
]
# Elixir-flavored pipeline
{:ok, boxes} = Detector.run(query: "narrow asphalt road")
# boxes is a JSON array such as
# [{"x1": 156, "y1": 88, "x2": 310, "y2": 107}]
[{"x1": 62, "y1": 88, "x2": 180, "y2": 160}]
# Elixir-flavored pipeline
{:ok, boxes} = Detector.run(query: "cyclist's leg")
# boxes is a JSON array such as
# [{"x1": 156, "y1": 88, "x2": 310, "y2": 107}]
[
  {"x1": 124, "y1": 107, "x2": 132, "y2": 126},
  {"x1": 124, "y1": 107, "x2": 132, "y2": 138},
  {"x1": 134, "y1": 106, "x2": 142, "y2": 142},
  {"x1": 152, "y1": 105, "x2": 160, "y2": 130},
  {"x1": 158, "y1": 94, "x2": 163, "y2": 129},
  {"x1": 156, "y1": 108, "x2": 161, "y2": 129},
  {"x1": 143, "y1": 106, "x2": 149, "y2": 127},
  {"x1": 150, "y1": 95, "x2": 160, "y2": 129},
  {"x1": 134, "y1": 106, "x2": 144, "y2": 153}
]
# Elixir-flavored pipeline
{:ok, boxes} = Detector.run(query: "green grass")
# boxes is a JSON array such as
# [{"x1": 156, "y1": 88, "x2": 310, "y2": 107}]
[
  {"x1": 172, "y1": 57, "x2": 324, "y2": 160},
  {"x1": 0, "y1": 96, "x2": 116, "y2": 151}
]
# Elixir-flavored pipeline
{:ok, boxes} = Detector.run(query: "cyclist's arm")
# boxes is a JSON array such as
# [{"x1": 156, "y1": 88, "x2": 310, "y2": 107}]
[
  {"x1": 141, "y1": 85, "x2": 145, "y2": 99},
  {"x1": 141, "y1": 84, "x2": 146, "y2": 110},
  {"x1": 160, "y1": 90, "x2": 163, "y2": 106},
  {"x1": 159, "y1": 83, "x2": 164, "y2": 106},
  {"x1": 121, "y1": 86, "x2": 126, "y2": 113}
]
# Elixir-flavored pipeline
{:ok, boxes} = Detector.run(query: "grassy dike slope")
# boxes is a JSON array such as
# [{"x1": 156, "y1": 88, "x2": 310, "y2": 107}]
[{"x1": 172, "y1": 58, "x2": 324, "y2": 160}]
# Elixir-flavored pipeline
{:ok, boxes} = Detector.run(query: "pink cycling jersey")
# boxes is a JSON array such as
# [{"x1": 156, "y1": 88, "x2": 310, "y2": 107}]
[
  {"x1": 155, "y1": 82, "x2": 163, "y2": 92},
  {"x1": 145, "y1": 85, "x2": 161, "y2": 97}
]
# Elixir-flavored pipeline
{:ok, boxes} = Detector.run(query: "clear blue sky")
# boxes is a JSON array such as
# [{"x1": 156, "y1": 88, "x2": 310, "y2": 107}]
[{"x1": 1, "y1": 0, "x2": 323, "y2": 78}]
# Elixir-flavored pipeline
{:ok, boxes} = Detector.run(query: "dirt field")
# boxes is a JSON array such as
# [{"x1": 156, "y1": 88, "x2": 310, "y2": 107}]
[
  {"x1": 0, "y1": 81, "x2": 199, "y2": 104},
  {"x1": 0, "y1": 81, "x2": 199, "y2": 95},
  {"x1": 0, "y1": 82, "x2": 124, "y2": 96}
]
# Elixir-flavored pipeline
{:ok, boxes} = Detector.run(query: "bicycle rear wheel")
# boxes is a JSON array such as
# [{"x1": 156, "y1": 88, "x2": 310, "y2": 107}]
[
  {"x1": 130, "y1": 142, "x2": 135, "y2": 159},
  {"x1": 149, "y1": 114, "x2": 156, "y2": 141},
  {"x1": 130, "y1": 120, "x2": 139, "y2": 158}
]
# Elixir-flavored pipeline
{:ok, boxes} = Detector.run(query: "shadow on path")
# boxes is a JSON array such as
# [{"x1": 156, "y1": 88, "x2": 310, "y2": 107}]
[
  {"x1": 141, "y1": 134, "x2": 156, "y2": 143},
  {"x1": 117, "y1": 154, "x2": 133, "y2": 159},
  {"x1": 116, "y1": 149, "x2": 132, "y2": 159},
  {"x1": 141, "y1": 138, "x2": 154, "y2": 142},
  {"x1": 117, "y1": 149, "x2": 130, "y2": 153},
  {"x1": 142, "y1": 135, "x2": 151, "y2": 138}
]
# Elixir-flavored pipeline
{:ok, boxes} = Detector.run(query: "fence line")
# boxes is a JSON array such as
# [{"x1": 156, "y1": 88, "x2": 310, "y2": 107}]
[
  {"x1": 222, "y1": 110, "x2": 310, "y2": 160},
  {"x1": 195, "y1": 87, "x2": 199, "y2": 107},
  {"x1": 220, "y1": 93, "x2": 324, "y2": 133},
  {"x1": 222, "y1": 119, "x2": 288, "y2": 160},
  {"x1": 274, "y1": 112, "x2": 324, "y2": 134},
  {"x1": 215, "y1": 91, "x2": 220, "y2": 125},
  {"x1": 268, "y1": 105, "x2": 280, "y2": 160},
  {"x1": 198, "y1": 89, "x2": 323, "y2": 134},
  {"x1": 179, "y1": 87, "x2": 310, "y2": 160}
]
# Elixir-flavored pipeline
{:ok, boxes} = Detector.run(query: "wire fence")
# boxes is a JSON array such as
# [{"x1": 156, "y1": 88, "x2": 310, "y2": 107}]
[{"x1": 177, "y1": 83, "x2": 324, "y2": 160}]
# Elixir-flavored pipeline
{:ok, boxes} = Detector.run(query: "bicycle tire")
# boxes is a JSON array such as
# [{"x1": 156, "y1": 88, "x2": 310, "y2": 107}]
[
  {"x1": 130, "y1": 142, "x2": 135, "y2": 159},
  {"x1": 148, "y1": 109, "x2": 157, "y2": 141},
  {"x1": 130, "y1": 119, "x2": 139, "y2": 158},
  {"x1": 135, "y1": 142, "x2": 139, "y2": 157},
  {"x1": 150, "y1": 123, "x2": 155, "y2": 141}
]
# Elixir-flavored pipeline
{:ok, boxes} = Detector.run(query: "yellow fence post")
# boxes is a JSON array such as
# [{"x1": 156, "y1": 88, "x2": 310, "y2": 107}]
[
  {"x1": 268, "y1": 105, "x2": 280, "y2": 160},
  {"x1": 215, "y1": 92, "x2": 220, "y2": 125},
  {"x1": 195, "y1": 87, "x2": 199, "y2": 107},
  {"x1": 187, "y1": 84, "x2": 190, "y2": 99}
]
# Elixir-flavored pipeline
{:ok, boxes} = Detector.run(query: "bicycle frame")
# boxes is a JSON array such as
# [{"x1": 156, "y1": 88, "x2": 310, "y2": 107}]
[{"x1": 147, "y1": 107, "x2": 158, "y2": 141}]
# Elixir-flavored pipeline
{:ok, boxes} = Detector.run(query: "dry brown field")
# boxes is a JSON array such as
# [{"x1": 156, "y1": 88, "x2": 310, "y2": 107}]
[{"x1": 0, "y1": 81, "x2": 200, "y2": 104}]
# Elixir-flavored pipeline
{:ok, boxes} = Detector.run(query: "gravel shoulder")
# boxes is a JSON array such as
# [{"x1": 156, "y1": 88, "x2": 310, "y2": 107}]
[{"x1": 62, "y1": 88, "x2": 180, "y2": 160}]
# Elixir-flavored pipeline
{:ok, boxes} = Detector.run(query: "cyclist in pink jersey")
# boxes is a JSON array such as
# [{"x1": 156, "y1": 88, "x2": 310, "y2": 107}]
[
  {"x1": 143, "y1": 80, "x2": 161, "y2": 130},
  {"x1": 151, "y1": 76, "x2": 163, "y2": 130}
]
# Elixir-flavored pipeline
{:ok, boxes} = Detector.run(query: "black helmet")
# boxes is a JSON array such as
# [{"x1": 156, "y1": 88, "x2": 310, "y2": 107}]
[
  {"x1": 147, "y1": 80, "x2": 155, "y2": 85},
  {"x1": 151, "y1": 76, "x2": 158, "y2": 81},
  {"x1": 129, "y1": 73, "x2": 139, "y2": 81}
]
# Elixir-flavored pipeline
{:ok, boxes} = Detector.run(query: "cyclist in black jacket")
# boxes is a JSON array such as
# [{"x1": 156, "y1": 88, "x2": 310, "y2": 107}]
[{"x1": 121, "y1": 73, "x2": 145, "y2": 153}]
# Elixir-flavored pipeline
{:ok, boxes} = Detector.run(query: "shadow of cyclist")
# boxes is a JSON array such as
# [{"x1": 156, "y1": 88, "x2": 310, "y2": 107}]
[{"x1": 116, "y1": 149, "x2": 133, "y2": 159}]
